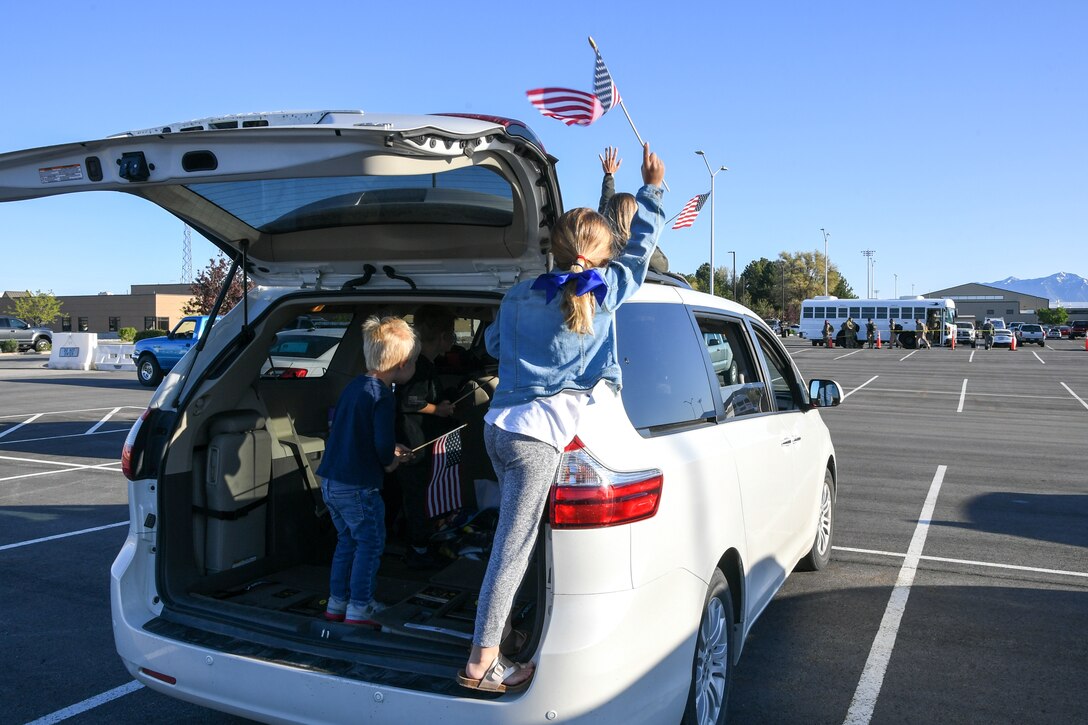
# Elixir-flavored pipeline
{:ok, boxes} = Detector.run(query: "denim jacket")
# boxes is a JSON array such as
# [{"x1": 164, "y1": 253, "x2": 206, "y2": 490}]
[{"x1": 487, "y1": 184, "x2": 665, "y2": 408}]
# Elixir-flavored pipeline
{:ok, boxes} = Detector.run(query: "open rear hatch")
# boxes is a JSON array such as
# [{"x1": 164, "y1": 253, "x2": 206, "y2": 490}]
[{"x1": 0, "y1": 110, "x2": 560, "y2": 290}]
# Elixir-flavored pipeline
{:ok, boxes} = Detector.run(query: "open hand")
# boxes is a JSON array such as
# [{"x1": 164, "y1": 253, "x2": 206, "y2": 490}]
[
  {"x1": 599, "y1": 146, "x2": 622, "y2": 175},
  {"x1": 641, "y1": 143, "x2": 665, "y2": 187}
]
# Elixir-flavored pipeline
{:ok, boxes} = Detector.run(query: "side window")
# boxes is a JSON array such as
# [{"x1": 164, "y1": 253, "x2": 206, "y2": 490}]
[
  {"x1": 754, "y1": 328, "x2": 803, "y2": 412},
  {"x1": 695, "y1": 315, "x2": 766, "y2": 419},
  {"x1": 616, "y1": 303, "x2": 716, "y2": 431}
]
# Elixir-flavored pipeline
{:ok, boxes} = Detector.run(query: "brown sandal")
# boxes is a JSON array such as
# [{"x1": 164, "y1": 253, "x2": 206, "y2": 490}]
[{"x1": 456, "y1": 654, "x2": 534, "y2": 693}]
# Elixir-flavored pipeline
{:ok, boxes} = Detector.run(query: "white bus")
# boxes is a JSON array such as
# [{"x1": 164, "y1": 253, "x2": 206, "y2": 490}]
[{"x1": 799, "y1": 296, "x2": 957, "y2": 348}]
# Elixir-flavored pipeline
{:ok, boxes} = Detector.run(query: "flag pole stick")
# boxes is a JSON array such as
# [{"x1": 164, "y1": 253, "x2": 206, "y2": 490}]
[
  {"x1": 588, "y1": 36, "x2": 669, "y2": 192},
  {"x1": 410, "y1": 423, "x2": 468, "y2": 453}
]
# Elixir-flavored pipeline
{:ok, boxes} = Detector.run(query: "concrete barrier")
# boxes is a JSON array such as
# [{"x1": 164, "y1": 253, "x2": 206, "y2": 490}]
[
  {"x1": 47, "y1": 333, "x2": 98, "y2": 370},
  {"x1": 94, "y1": 343, "x2": 137, "y2": 372}
]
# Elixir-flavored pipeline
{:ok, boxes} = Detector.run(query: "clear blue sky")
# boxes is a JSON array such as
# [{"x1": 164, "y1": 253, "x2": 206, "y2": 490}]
[{"x1": 2, "y1": 1, "x2": 1085, "y2": 297}]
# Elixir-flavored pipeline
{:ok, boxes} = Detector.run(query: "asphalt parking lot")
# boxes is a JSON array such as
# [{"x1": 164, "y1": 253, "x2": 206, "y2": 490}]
[{"x1": 2, "y1": 339, "x2": 1087, "y2": 724}]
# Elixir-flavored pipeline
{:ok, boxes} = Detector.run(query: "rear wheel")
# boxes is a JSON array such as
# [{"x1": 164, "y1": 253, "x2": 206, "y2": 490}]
[
  {"x1": 682, "y1": 569, "x2": 734, "y2": 725},
  {"x1": 797, "y1": 470, "x2": 835, "y2": 571},
  {"x1": 137, "y1": 354, "x2": 163, "y2": 387},
  {"x1": 34, "y1": 337, "x2": 50, "y2": 352}
]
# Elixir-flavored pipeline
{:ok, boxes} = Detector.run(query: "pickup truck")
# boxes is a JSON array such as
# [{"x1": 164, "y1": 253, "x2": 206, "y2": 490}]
[
  {"x1": 131, "y1": 315, "x2": 215, "y2": 387},
  {"x1": 0, "y1": 316, "x2": 53, "y2": 352}
]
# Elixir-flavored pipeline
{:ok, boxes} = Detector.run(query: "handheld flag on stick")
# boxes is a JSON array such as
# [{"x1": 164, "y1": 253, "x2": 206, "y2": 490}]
[
  {"x1": 526, "y1": 87, "x2": 603, "y2": 127},
  {"x1": 672, "y1": 192, "x2": 711, "y2": 230},
  {"x1": 426, "y1": 426, "x2": 464, "y2": 518},
  {"x1": 593, "y1": 49, "x2": 620, "y2": 114}
]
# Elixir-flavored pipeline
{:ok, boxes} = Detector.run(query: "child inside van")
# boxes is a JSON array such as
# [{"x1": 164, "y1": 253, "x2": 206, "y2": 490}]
[
  {"x1": 457, "y1": 143, "x2": 666, "y2": 692},
  {"x1": 317, "y1": 316, "x2": 419, "y2": 626},
  {"x1": 395, "y1": 305, "x2": 458, "y2": 569}
]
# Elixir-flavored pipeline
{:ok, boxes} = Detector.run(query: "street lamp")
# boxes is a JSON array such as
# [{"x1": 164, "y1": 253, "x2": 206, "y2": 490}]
[
  {"x1": 820, "y1": 228, "x2": 831, "y2": 295},
  {"x1": 728, "y1": 250, "x2": 737, "y2": 301},
  {"x1": 696, "y1": 151, "x2": 728, "y2": 296}
]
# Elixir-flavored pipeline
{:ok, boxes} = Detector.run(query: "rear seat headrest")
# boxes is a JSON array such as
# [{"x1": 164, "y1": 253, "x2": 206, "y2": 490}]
[{"x1": 208, "y1": 410, "x2": 267, "y2": 436}]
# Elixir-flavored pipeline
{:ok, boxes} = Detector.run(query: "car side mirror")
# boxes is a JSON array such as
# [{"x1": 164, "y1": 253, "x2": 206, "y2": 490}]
[{"x1": 808, "y1": 379, "x2": 843, "y2": 408}]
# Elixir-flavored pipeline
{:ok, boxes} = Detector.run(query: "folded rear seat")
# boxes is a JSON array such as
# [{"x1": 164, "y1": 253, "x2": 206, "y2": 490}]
[{"x1": 201, "y1": 410, "x2": 272, "y2": 573}]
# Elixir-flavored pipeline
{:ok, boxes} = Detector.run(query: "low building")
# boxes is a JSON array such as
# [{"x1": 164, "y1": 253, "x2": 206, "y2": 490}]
[
  {"x1": 1, "y1": 284, "x2": 193, "y2": 334},
  {"x1": 923, "y1": 283, "x2": 1049, "y2": 324}
]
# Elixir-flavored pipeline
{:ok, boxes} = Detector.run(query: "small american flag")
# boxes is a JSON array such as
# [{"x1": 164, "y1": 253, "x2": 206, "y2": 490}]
[
  {"x1": 526, "y1": 87, "x2": 604, "y2": 127},
  {"x1": 671, "y1": 192, "x2": 711, "y2": 230},
  {"x1": 426, "y1": 427, "x2": 464, "y2": 518},
  {"x1": 593, "y1": 50, "x2": 620, "y2": 114}
]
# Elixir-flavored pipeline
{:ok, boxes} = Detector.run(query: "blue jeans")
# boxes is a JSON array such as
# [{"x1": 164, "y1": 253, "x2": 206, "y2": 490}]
[{"x1": 322, "y1": 480, "x2": 385, "y2": 615}]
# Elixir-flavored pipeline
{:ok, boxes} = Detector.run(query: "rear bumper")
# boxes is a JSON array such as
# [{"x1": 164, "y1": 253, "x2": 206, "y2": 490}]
[{"x1": 113, "y1": 543, "x2": 705, "y2": 724}]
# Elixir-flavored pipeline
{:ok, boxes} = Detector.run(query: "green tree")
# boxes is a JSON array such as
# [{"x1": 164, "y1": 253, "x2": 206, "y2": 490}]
[
  {"x1": 183, "y1": 253, "x2": 254, "y2": 315},
  {"x1": 740, "y1": 258, "x2": 778, "y2": 311},
  {"x1": 1037, "y1": 307, "x2": 1068, "y2": 325},
  {"x1": 12, "y1": 290, "x2": 63, "y2": 327},
  {"x1": 685, "y1": 263, "x2": 735, "y2": 299},
  {"x1": 831, "y1": 277, "x2": 857, "y2": 299}
]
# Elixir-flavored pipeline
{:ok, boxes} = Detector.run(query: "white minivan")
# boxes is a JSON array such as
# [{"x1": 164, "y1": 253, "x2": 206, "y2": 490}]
[{"x1": 0, "y1": 111, "x2": 842, "y2": 724}]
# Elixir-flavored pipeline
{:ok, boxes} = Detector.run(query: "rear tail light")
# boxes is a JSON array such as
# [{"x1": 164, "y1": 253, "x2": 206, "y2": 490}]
[
  {"x1": 548, "y1": 437, "x2": 662, "y2": 529},
  {"x1": 264, "y1": 367, "x2": 308, "y2": 379},
  {"x1": 121, "y1": 408, "x2": 151, "y2": 481}
]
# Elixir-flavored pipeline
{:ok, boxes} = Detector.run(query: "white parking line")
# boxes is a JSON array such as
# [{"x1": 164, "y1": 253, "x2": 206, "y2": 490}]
[
  {"x1": 968, "y1": 350, "x2": 975, "y2": 363},
  {"x1": 833, "y1": 546, "x2": 1088, "y2": 579},
  {"x1": 0, "y1": 454, "x2": 87, "y2": 468},
  {"x1": 86, "y1": 407, "x2": 123, "y2": 435},
  {"x1": 843, "y1": 465, "x2": 946, "y2": 725},
  {"x1": 23, "y1": 680, "x2": 143, "y2": 724},
  {"x1": 0, "y1": 428, "x2": 129, "y2": 447},
  {"x1": 0, "y1": 460, "x2": 122, "y2": 484},
  {"x1": 834, "y1": 350, "x2": 862, "y2": 360},
  {"x1": 898, "y1": 350, "x2": 917, "y2": 362},
  {"x1": 788, "y1": 348, "x2": 808, "y2": 356},
  {"x1": 0, "y1": 413, "x2": 42, "y2": 440},
  {"x1": 1031, "y1": 351, "x2": 1046, "y2": 365},
  {"x1": 0, "y1": 520, "x2": 128, "y2": 552},
  {"x1": 956, "y1": 379, "x2": 968, "y2": 413},
  {"x1": 1060, "y1": 382, "x2": 1088, "y2": 411},
  {"x1": 843, "y1": 376, "x2": 879, "y2": 400},
  {"x1": 0, "y1": 405, "x2": 144, "y2": 420}
]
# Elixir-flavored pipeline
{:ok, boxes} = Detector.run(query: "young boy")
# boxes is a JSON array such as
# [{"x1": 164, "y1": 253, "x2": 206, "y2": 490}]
[{"x1": 317, "y1": 315, "x2": 419, "y2": 625}]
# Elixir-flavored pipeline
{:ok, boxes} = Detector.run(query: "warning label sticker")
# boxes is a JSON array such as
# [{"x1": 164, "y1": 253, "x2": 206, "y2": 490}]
[{"x1": 39, "y1": 164, "x2": 84, "y2": 184}]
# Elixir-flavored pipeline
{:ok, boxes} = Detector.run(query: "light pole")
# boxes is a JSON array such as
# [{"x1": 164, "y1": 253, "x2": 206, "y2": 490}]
[
  {"x1": 728, "y1": 251, "x2": 737, "y2": 301},
  {"x1": 820, "y1": 228, "x2": 831, "y2": 295},
  {"x1": 696, "y1": 151, "x2": 728, "y2": 296},
  {"x1": 894, "y1": 273, "x2": 898, "y2": 298},
  {"x1": 861, "y1": 249, "x2": 875, "y2": 298}
]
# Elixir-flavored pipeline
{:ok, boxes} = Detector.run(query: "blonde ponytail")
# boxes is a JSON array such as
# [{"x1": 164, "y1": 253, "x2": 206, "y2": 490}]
[{"x1": 550, "y1": 208, "x2": 616, "y2": 335}]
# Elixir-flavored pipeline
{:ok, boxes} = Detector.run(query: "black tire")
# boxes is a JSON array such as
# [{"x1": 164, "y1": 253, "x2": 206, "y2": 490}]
[
  {"x1": 682, "y1": 569, "x2": 735, "y2": 725},
  {"x1": 34, "y1": 337, "x2": 51, "y2": 352},
  {"x1": 797, "y1": 470, "x2": 835, "y2": 572},
  {"x1": 137, "y1": 354, "x2": 163, "y2": 387},
  {"x1": 727, "y1": 361, "x2": 739, "y2": 386}
]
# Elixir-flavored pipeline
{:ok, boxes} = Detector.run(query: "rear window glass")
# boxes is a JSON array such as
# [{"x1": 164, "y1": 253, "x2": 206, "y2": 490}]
[
  {"x1": 616, "y1": 303, "x2": 716, "y2": 431},
  {"x1": 187, "y1": 166, "x2": 513, "y2": 232},
  {"x1": 261, "y1": 328, "x2": 347, "y2": 379}
]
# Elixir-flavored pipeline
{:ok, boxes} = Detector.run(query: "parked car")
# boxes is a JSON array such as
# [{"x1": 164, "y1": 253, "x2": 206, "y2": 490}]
[
  {"x1": 260, "y1": 327, "x2": 346, "y2": 378},
  {"x1": 955, "y1": 321, "x2": 976, "y2": 345},
  {"x1": 131, "y1": 315, "x2": 216, "y2": 387},
  {"x1": 1045, "y1": 326, "x2": 1062, "y2": 340},
  {"x1": 991, "y1": 328, "x2": 1017, "y2": 349},
  {"x1": 0, "y1": 110, "x2": 843, "y2": 725},
  {"x1": 1018, "y1": 323, "x2": 1045, "y2": 346},
  {"x1": 1058, "y1": 325, "x2": 1072, "y2": 338},
  {"x1": 0, "y1": 316, "x2": 52, "y2": 352},
  {"x1": 1069, "y1": 321, "x2": 1088, "y2": 339}
]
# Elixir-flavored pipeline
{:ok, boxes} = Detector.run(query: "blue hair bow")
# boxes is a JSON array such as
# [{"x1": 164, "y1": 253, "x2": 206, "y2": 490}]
[{"x1": 531, "y1": 269, "x2": 608, "y2": 306}]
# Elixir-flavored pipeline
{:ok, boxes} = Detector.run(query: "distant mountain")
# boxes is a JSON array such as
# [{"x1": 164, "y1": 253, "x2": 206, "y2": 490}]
[{"x1": 984, "y1": 272, "x2": 1088, "y2": 305}]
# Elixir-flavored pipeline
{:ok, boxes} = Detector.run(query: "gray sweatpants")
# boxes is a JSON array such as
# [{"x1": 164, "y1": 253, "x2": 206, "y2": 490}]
[{"x1": 473, "y1": 424, "x2": 563, "y2": 647}]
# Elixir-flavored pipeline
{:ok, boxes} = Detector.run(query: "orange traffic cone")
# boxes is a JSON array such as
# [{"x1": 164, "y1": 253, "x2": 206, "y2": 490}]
[
  {"x1": 950, "y1": 334, "x2": 955, "y2": 350},
  {"x1": 828, "y1": 336, "x2": 834, "y2": 349},
  {"x1": 1084, "y1": 336, "x2": 1087, "y2": 351},
  {"x1": 1010, "y1": 334, "x2": 1017, "y2": 351},
  {"x1": 876, "y1": 335, "x2": 882, "y2": 349}
]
